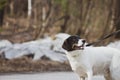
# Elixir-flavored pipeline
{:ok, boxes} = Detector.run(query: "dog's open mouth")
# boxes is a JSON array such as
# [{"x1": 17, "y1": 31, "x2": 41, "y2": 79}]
[
  {"x1": 74, "y1": 45, "x2": 84, "y2": 50},
  {"x1": 72, "y1": 42, "x2": 85, "y2": 50}
]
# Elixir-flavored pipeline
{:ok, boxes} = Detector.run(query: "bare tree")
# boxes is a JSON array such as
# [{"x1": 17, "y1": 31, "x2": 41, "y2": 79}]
[
  {"x1": 114, "y1": 0, "x2": 120, "y2": 38},
  {"x1": 0, "y1": 0, "x2": 7, "y2": 27},
  {"x1": 28, "y1": 0, "x2": 32, "y2": 18}
]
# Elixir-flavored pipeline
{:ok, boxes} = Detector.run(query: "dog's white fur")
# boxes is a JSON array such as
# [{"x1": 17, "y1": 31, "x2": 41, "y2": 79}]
[
  {"x1": 65, "y1": 39, "x2": 120, "y2": 80},
  {"x1": 110, "y1": 53, "x2": 120, "y2": 80}
]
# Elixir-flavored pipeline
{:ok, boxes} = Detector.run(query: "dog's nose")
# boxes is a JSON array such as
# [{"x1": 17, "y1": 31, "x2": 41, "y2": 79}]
[{"x1": 82, "y1": 39, "x2": 86, "y2": 43}]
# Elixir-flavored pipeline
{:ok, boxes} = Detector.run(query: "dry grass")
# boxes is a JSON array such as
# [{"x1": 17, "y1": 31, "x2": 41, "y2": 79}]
[{"x1": 0, "y1": 57, "x2": 71, "y2": 73}]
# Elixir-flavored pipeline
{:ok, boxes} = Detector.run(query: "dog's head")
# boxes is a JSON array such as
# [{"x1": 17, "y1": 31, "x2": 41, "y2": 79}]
[{"x1": 62, "y1": 35, "x2": 86, "y2": 51}]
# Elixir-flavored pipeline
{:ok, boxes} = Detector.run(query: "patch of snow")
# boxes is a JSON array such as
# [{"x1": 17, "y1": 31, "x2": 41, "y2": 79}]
[
  {"x1": 0, "y1": 40, "x2": 12, "y2": 48},
  {"x1": 0, "y1": 40, "x2": 13, "y2": 54},
  {"x1": 0, "y1": 33, "x2": 69, "y2": 62}
]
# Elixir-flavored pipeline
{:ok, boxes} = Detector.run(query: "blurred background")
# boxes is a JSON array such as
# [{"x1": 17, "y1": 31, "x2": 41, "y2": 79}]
[{"x1": 0, "y1": 0, "x2": 120, "y2": 76}]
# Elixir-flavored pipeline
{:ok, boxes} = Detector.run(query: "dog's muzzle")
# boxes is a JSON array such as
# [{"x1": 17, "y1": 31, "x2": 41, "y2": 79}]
[
  {"x1": 72, "y1": 43, "x2": 85, "y2": 50},
  {"x1": 72, "y1": 40, "x2": 86, "y2": 50}
]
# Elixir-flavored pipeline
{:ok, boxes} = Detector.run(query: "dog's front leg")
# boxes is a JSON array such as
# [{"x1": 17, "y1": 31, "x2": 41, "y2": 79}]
[
  {"x1": 79, "y1": 76, "x2": 85, "y2": 80},
  {"x1": 87, "y1": 70, "x2": 93, "y2": 80}
]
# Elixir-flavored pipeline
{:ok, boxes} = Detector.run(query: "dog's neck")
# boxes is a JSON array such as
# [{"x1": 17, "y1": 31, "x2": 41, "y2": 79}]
[{"x1": 66, "y1": 49, "x2": 84, "y2": 57}]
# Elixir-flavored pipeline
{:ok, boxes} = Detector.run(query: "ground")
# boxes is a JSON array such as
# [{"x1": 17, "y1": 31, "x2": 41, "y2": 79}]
[
  {"x1": 0, "y1": 58, "x2": 71, "y2": 73},
  {"x1": 0, "y1": 72, "x2": 105, "y2": 80}
]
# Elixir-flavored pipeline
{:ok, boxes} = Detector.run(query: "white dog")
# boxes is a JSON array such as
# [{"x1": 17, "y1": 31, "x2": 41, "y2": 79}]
[{"x1": 62, "y1": 35, "x2": 120, "y2": 80}]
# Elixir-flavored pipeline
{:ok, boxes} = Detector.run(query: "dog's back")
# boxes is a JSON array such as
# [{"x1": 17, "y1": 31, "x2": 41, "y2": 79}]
[{"x1": 66, "y1": 47, "x2": 120, "y2": 77}]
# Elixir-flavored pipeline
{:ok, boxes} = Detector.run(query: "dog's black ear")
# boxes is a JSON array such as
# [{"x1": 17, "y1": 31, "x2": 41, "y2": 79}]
[{"x1": 62, "y1": 40, "x2": 70, "y2": 51}]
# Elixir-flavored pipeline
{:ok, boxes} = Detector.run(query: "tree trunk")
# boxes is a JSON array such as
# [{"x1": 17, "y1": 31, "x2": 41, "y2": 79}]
[
  {"x1": 0, "y1": 7, "x2": 4, "y2": 27},
  {"x1": 114, "y1": 0, "x2": 120, "y2": 38},
  {"x1": 28, "y1": 0, "x2": 32, "y2": 18}
]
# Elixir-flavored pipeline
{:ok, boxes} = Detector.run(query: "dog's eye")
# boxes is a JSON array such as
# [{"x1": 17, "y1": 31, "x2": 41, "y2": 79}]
[{"x1": 82, "y1": 40, "x2": 86, "y2": 43}]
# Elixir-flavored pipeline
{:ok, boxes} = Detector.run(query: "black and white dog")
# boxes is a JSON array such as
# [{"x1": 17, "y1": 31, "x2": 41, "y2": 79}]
[{"x1": 62, "y1": 35, "x2": 120, "y2": 80}]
